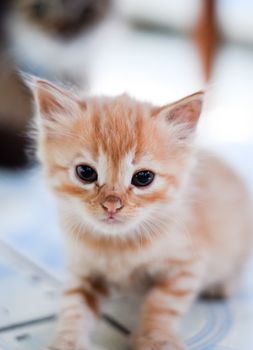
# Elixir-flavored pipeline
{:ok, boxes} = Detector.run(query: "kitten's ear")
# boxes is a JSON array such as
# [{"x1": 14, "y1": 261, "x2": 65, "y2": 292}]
[
  {"x1": 28, "y1": 77, "x2": 81, "y2": 128},
  {"x1": 154, "y1": 91, "x2": 204, "y2": 132},
  {"x1": 36, "y1": 79, "x2": 79, "y2": 118}
]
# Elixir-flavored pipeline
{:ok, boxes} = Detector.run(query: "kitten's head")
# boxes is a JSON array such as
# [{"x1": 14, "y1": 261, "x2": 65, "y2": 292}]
[{"x1": 33, "y1": 80, "x2": 203, "y2": 237}]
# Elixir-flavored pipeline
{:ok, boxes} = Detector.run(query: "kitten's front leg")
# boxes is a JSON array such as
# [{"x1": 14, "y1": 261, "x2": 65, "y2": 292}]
[
  {"x1": 45, "y1": 276, "x2": 104, "y2": 350},
  {"x1": 134, "y1": 265, "x2": 202, "y2": 350}
]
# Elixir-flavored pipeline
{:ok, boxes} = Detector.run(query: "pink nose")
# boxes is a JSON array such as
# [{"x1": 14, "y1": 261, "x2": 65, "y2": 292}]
[{"x1": 101, "y1": 195, "x2": 123, "y2": 214}]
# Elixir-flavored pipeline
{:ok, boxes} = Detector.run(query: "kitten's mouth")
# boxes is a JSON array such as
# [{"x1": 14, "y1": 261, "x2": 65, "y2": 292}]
[{"x1": 101, "y1": 215, "x2": 122, "y2": 224}]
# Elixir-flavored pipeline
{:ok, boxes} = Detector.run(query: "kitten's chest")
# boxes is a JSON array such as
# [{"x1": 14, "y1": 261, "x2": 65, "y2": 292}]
[
  {"x1": 86, "y1": 252, "x2": 166, "y2": 294},
  {"x1": 68, "y1": 231, "x2": 191, "y2": 293},
  {"x1": 82, "y1": 247, "x2": 155, "y2": 286},
  {"x1": 70, "y1": 238, "x2": 182, "y2": 292}
]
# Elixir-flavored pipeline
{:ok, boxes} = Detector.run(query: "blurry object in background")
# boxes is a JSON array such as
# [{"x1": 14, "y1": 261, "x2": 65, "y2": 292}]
[
  {"x1": 117, "y1": 0, "x2": 253, "y2": 82},
  {"x1": 193, "y1": 0, "x2": 220, "y2": 81},
  {"x1": 0, "y1": 0, "x2": 114, "y2": 169},
  {"x1": 13, "y1": 0, "x2": 112, "y2": 38},
  {"x1": 0, "y1": 2, "x2": 10, "y2": 48},
  {"x1": 0, "y1": 58, "x2": 33, "y2": 168},
  {"x1": 7, "y1": 0, "x2": 113, "y2": 87},
  {"x1": 217, "y1": 0, "x2": 253, "y2": 46},
  {"x1": 118, "y1": 0, "x2": 218, "y2": 82},
  {"x1": 0, "y1": 1, "x2": 33, "y2": 168},
  {"x1": 117, "y1": 0, "x2": 201, "y2": 33}
]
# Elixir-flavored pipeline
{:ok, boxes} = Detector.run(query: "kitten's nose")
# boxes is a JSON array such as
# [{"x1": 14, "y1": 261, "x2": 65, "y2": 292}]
[{"x1": 101, "y1": 195, "x2": 123, "y2": 214}]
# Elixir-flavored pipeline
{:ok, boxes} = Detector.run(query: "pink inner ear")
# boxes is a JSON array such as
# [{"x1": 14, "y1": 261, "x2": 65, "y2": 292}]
[
  {"x1": 169, "y1": 99, "x2": 202, "y2": 127},
  {"x1": 38, "y1": 87, "x2": 63, "y2": 118},
  {"x1": 36, "y1": 80, "x2": 78, "y2": 120},
  {"x1": 152, "y1": 92, "x2": 204, "y2": 130}
]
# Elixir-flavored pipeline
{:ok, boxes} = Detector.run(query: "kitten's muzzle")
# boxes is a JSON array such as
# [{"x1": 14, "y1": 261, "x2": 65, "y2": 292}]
[{"x1": 101, "y1": 195, "x2": 123, "y2": 216}]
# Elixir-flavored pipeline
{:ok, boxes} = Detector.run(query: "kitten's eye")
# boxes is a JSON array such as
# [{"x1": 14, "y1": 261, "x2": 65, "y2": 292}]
[
  {"x1": 76, "y1": 165, "x2": 97, "y2": 183},
  {"x1": 131, "y1": 170, "x2": 155, "y2": 187}
]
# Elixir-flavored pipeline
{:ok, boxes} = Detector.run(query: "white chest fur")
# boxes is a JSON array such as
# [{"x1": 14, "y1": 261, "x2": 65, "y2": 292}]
[{"x1": 65, "y1": 228, "x2": 193, "y2": 293}]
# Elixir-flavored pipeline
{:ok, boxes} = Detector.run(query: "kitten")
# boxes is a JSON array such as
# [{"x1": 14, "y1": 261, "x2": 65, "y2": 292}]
[{"x1": 32, "y1": 79, "x2": 252, "y2": 350}]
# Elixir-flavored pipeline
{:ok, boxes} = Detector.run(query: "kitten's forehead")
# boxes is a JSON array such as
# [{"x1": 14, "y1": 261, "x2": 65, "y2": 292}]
[
  {"x1": 75, "y1": 95, "x2": 159, "y2": 185},
  {"x1": 86, "y1": 95, "x2": 152, "y2": 163}
]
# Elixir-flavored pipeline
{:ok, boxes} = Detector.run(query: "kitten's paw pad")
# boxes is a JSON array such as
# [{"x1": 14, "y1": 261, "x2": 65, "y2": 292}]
[{"x1": 135, "y1": 335, "x2": 186, "y2": 350}]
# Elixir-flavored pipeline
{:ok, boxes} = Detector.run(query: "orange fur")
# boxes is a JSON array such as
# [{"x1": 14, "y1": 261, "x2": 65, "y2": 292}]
[
  {"x1": 32, "y1": 79, "x2": 252, "y2": 350},
  {"x1": 64, "y1": 287, "x2": 99, "y2": 315}
]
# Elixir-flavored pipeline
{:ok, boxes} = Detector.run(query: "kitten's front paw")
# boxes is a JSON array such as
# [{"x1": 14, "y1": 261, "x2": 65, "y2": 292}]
[{"x1": 134, "y1": 334, "x2": 187, "y2": 350}]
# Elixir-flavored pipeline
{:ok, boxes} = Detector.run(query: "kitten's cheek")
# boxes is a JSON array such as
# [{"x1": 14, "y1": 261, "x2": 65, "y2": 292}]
[{"x1": 167, "y1": 186, "x2": 177, "y2": 198}]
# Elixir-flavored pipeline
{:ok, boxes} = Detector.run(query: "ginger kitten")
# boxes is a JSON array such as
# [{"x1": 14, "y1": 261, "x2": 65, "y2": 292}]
[{"x1": 32, "y1": 79, "x2": 252, "y2": 350}]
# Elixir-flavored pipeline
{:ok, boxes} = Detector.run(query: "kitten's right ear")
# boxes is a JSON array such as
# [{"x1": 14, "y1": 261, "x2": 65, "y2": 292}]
[
  {"x1": 153, "y1": 91, "x2": 204, "y2": 135},
  {"x1": 25, "y1": 76, "x2": 81, "y2": 129}
]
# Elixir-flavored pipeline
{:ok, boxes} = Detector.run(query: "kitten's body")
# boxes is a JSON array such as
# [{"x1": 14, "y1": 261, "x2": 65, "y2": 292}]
[
  {"x1": 32, "y1": 80, "x2": 252, "y2": 350},
  {"x1": 65, "y1": 151, "x2": 251, "y2": 293}
]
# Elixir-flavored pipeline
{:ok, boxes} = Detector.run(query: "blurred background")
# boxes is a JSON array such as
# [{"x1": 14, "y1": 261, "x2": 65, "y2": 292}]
[
  {"x1": 0, "y1": 0, "x2": 252, "y2": 272},
  {"x1": 0, "y1": 1, "x2": 253, "y2": 349}
]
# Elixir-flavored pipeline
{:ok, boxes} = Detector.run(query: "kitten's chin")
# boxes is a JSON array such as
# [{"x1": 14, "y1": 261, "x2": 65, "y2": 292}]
[
  {"x1": 94, "y1": 219, "x2": 138, "y2": 236},
  {"x1": 82, "y1": 214, "x2": 140, "y2": 237},
  {"x1": 101, "y1": 217, "x2": 122, "y2": 225}
]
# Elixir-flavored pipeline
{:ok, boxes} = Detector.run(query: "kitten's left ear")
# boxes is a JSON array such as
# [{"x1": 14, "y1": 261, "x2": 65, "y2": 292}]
[
  {"x1": 24, "y1": 76, "x2": 81, "y2": 131},
  {"x1": 34, "y1": 79, "x2": 80, "y2": 120},
  {"x1": 154, "y1": 91, "x2": 204, "y2": 132}
]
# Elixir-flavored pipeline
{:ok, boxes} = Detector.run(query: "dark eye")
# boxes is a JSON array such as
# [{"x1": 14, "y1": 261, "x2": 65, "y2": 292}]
[
  {"x1": 131, "y1": 170, "x2": 155, "y2": 187},
  {"x1": 76, "y1": 165, "x2": 97, "y2": 183}
]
